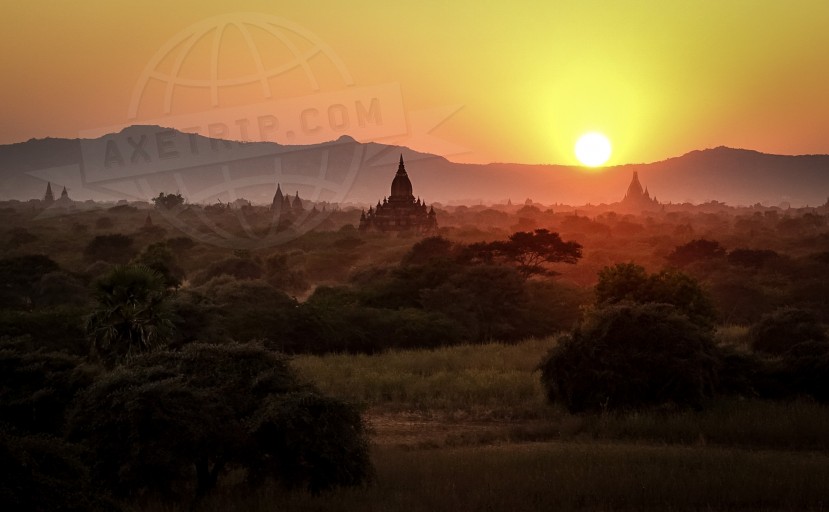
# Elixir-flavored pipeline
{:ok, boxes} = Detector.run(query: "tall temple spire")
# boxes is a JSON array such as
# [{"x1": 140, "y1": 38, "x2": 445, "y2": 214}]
[
  {"x1": 43, "y1": 182, "x2": 54, "y2": 203},
  {"x1": 397, "y1": 154, "x2": 406, "y2": 175},
  {"x1": 271, "y1": 183, "x2": 284, "y2": 212},
  {"x1": 625, "y1": 172, "x2": 644, "y2": 199},
  {"x1": 390, "y1": 154, "x2": 414, "y2": 200}
]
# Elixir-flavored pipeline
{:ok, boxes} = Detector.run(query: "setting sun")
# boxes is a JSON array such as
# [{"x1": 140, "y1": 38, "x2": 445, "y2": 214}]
[{"x1": 575, "y1": 132, "x2": 612, "y2": 167}]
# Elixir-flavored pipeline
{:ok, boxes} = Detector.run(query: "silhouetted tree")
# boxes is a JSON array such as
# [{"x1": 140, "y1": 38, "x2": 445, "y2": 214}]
[
  {"x1": 538, "y1": 303, "x2": 719, "y2": 413},
  {"x1": 666, "y1": 239, "x2": 726, "y2": 267},
  {"x1": 727, "y1": 248, "x2": 781, "y2": 269},
  {"x1": 191, "y1": 257, "x2": 263, "y2": 285},
  {"x1": 67, "y1": 344, "x2": 371, "y2": 503},
  {"x1": 749, "y1": 307, "x2": 827, "y2": 356},
  {"x1": 0, "y1": 254, "x2": 60, "y2": 309},
  {"x1": 401, "y1": 236, "x2": 455, "y2": 266},
  {"x1": 595, "y1": 263, "x2": 715, "y2": 325},
  {"x1": 86, "y1": 265, "x2": 173, "y2": 362},
  {"x1": 151, "y1": 192, "x2": 185, "y2": 209},
  {"x1": 470, "y1": 229, "x2": 582, "y2": 278},
  {"x1": 83, "y1": 234, "x2": 136, "y2": 264},
  {"x1": 131, "y1": 242, "x2": 184, "y2": 288}
]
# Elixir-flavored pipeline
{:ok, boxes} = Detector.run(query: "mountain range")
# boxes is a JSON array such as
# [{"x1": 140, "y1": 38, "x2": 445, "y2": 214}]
[{"x1": 1, "y1": 125, "x2": 827, "y2": 207}]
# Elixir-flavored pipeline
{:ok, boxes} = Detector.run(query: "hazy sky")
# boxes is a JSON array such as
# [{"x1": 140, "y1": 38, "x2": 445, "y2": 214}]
[{"x1": 2, "y1": 1, "x2": 828, "y2": 165}]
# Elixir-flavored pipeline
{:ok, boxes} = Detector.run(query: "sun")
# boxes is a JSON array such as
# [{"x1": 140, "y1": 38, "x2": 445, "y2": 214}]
[{"x1": 575, "y1": 132, "x2": 612, "y2": 167}]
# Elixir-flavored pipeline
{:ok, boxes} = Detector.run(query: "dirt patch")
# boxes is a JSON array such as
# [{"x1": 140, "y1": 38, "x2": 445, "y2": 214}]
[{"x1": 366, "y1": 410, "x2": 561, "y2": 449}]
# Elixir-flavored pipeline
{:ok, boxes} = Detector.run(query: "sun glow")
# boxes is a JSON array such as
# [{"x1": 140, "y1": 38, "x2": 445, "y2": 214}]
[{"x1": 575, "y1": 132, "x2": 612, "y2": 167}]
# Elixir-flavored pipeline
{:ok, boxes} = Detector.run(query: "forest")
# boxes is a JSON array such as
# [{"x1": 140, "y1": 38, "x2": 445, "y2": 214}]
[{"x1": 2, "y1": 196, "x2": 829, "y2": 511}]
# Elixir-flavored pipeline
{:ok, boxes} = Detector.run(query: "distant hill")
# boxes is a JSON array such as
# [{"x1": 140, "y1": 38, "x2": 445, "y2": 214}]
[{"x1": 1, "y1": 126, "x2": 827, "y2": 207}]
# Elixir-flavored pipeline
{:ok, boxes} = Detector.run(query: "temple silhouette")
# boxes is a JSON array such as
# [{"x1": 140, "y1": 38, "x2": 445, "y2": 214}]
[
  {"x1": 271, "y1": 184, "x2": 305, "y2": 214},
  {"x1": 42, "y1": 182, "x2": 72, "y2": 208},
  {"x1": 620, "y1": 172, "x2": 659, "y2": 211},
  {"x1": 359, "y1": 155, "x2": 437, "y2": 233}
]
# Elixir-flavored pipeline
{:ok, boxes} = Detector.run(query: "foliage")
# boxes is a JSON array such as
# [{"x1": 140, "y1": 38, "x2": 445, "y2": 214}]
[
  {"x1": 0, "y1": 307, "x2": 89, "y2": 355},
  {"x1": 595, "y1": 263, "x2": 716, "y2": 325},
  {"x1": 7, "y1": 227, "x2": 38, "y2": 247},
  {"x1": 131, "y1": 242, "x2": 185, "y2": 288},
  {"x1": 86, "y1": 265, "x2": 173, "y2": 362},
  {"x1": 749, "y1": 307, "x2": 827, "y2": 356},
  {"x1": 538, "y1": 303, "x2": 720, "y2": 412},
  {"x1": 0, "y1": 430, "x2": 117, "y2": 512},
  {"x1": 191, "y1": 256, "x2": 263, "y2": 285},
  {"x1": 33, "y1": 271, "x2": 89, "y2": 309},
  {"x1": 666, "y1": 238, "x2": 726, "y2": 267},
  {"x1": 469, "y1": 229, "x2": 582, "y2": 278},
  {"x1": 422, "y1": 264, "x2": 527, "y2": 341},
  {"x1": 151, "y1": 192, "x2": 185, "y2": 209},
  {"x1": 265, "y1": 253, "x2": 308, "y2": 293},
  {"x1": 727, "y1": 248, "x2": 781, "y2": 268},
  {"x1": 0, "y1": 342, "x2": 98, "y2": 435},
  {"x1": 186, "y1": 278, "x2": 296, "y2": 345},
  {"x1": 401, "y1": 236, "x2": 455, "y2": 266},
  {"x1": 83, "y1": 234, "x2": 136, "y2": 264},
  {"x1": 66, "y1": 344, "x2": 371, "y2": 502},
  {"x1": 0, "y1": 254, "x2": 61, "y2": 309}
]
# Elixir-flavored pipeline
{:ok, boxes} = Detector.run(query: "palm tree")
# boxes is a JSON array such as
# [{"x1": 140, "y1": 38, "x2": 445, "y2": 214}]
[{"x1": 87, "y1": 265, "x2": 173, "y2": 362}]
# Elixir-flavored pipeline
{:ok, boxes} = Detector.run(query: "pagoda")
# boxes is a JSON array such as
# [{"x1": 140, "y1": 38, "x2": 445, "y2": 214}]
[{"x1": 359, "y1": 155, "x2": 437, "y2": 233}]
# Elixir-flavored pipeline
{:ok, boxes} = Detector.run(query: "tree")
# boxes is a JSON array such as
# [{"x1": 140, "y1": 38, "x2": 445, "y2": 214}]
[
  {"x1": 151, "y1": 192, "x2": 185, "y2": 209},
  {"x1": 83, "y1": 234, "x2": 136, "y2": 264},
  {"x1": 422, "y1": 264, "x2": 527, "y2": 341},
  {"x1": 131, "y1": 242, "x2": 185, "y2": 288},
  {"x1": 749, "y1": 307, "x2": 827, "y2": 356},
  {"x1": 470, "y1": 229, "x2": 582, "y2": 278},
  {"x1": 67, "y1": 344, "x2": 371, "y2": 503},
  {"x1": 727, "y1": 248, "x2": 781, "y2": 269},
  {"x1": 0, "y1": 254, "x2": 60, "y2": 309},
  {"x1": 191, "y1": 257, "x2": 263, "y2": 286},
  {"x1": 595, "y1": 263, "x2": 715, "y2": 326},
  {"x1": 401, "y1": 236, "x2": 455, "y2": 266},
  {"x1": 666, "y1": 239, "x2": 726, "y2": 267},
  {"x1": 86, "y1": 265, "x2": 173, "y2": 362},
  {"x1": 538, "y1": 303, "x2": 720, "y2": 413}
]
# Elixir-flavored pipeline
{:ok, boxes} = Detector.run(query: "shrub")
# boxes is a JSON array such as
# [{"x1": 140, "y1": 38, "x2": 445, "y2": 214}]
[
  {"x1": 727, "y1": 248, "x2": 781, "y2": 269},
  {"x1": 538, "y1": 303, "x2": 720, "y2": 413},
  {"x1": 191, "y1": 257, "x2": 263, "y2": 285},
  {"x1": 83, "y1": 234, "x2": 135, "y2": 264},
  {"x1": 749, "y1": 307, "x2": 827, "y2": 356},
  {"x1": 595, "y1": 263, "x2": 715, "y2": 325},
  {"x1": 666, "y1": 239, "x2": 725, "y2": 267},
  {"x1": 67, "y1": 344, "x2": 371, "y2": 503},
  {"x1": 0, "y1": 254, "x2": 61, "y2": 309},
  {"x1": 0, "y1": 430, "x2": 117, "y2": 512}
]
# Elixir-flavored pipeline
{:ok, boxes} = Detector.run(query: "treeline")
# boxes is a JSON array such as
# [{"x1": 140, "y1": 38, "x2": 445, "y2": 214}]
[{"x1": 540, "y1": 263, "x2": 829, "y2": 413}]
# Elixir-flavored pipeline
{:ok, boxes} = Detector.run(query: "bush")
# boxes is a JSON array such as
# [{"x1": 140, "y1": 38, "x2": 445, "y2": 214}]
[
  {"x1": 666, "y1": 239, "x2": 725, "y2": 267},
  {"x1": 0, "y1": 342, "x2": 98, "y2": 434},
  {"x1": 0, "y1": 430, "x2": 117, "y2": 512},
  {"x1": 0, "y1": 254, "x2": 60, "y2": 309},
  {"x1": 538, "y1": 303, "x2": 720, "y2": 413},
  {"x1": 191, "y1": 257, "x2": 263, "y2": 285},
  {"x1": 67, "y1": 344, "x2": 371, "y2": 503},
  {"x1": 595, "y1": 263, "x2": 715, "y2": 325},
  {"x1": 83, "y1": 234, "x2": 135, "y2": 264},
  {"x1": 749, "y1": 307, "x2": 827, "y2": 356}
]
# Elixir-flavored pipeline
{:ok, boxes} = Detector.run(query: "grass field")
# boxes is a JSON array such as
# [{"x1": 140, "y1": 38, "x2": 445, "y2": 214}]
[
  {"x1": 150, "y1": 336, "x2": 829, "y2": 511},
  {"x1": 182, "y1": 442, "x2": 829, "y2": 512}
]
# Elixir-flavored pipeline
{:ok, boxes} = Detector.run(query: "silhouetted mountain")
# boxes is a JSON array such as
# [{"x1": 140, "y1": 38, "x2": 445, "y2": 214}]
[{"x1": 1, "y1": 126, "x2": 827, "y2": 207}]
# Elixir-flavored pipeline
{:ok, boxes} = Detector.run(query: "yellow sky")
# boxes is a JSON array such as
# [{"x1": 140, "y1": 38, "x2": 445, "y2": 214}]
[{"x1": 2, "y1": 0, "x2": 828, "y2": 165}]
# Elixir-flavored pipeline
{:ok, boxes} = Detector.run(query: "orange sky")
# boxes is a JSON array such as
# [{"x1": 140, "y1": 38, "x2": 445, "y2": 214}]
[{"x1": 2, "y1": 1, "x2": 828, "y2": 165}]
